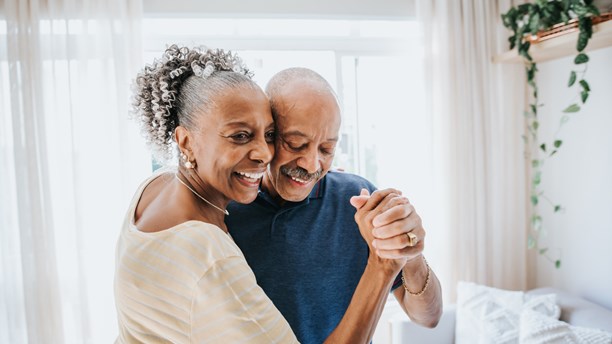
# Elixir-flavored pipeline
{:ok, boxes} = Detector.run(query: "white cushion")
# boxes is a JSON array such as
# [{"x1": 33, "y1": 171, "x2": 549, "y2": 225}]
[
  {"x1": 519, "y1": 309, "x2": 612, "y2": 344},
  {"x1": 456, "y1": 281, "x2": 560, "y2": 344},
  {"x1": 481, "y1": 293, "x2": 561, "y2": 344},
  {"x1": 527, "y1": 288, "x2": 612, "y2": 333}
]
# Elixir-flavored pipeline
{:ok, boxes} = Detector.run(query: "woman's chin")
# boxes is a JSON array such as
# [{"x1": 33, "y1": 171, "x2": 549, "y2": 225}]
[
  {"x1": 231, "y1": 192, "x2": 259, "y2": 205},
  {"x1": 230, "y1": 174, "x2": 263, "y2": 204}
]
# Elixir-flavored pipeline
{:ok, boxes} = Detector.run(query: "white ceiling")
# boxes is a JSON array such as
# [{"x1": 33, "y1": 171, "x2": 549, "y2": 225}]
[{"x1": 143, "y1": 0, "x2": 415, "y2": 19}]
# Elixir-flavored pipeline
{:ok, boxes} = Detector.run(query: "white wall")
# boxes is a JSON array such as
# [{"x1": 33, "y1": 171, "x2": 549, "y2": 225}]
[{"x1": 534, "y1": 46, "x2": 612, "y2": 310}]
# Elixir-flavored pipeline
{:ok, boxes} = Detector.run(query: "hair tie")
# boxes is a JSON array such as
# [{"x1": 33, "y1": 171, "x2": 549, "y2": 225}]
[{"x1": 192, "y1": 61, "x2": 215, "y2": 79}]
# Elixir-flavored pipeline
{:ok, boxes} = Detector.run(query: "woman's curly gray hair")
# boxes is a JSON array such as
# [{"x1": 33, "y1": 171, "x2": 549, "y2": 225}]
[{"x1": 131, "y1": 44, "x2": 255, "y2": 163}]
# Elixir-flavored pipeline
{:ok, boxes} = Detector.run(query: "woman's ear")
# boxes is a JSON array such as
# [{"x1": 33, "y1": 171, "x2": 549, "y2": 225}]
[{"x1": 175, "y1": 126, "x2": 192, "y2": 157}]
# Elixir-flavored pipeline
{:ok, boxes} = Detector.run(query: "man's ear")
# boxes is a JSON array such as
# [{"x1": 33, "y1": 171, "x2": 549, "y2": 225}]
[{"x1": 175, "y1": 126, "x2": 193, "y2": 157}]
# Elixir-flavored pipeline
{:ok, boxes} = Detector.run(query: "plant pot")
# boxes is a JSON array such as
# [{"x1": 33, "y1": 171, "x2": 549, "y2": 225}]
[{"x1": 525, "y1": 13, "x2": 612, "y2": 44}]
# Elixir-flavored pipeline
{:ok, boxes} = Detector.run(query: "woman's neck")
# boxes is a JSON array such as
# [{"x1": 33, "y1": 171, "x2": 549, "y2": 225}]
[{"x1": 175, "y1": 170, "x2": 229, "y2": 231}]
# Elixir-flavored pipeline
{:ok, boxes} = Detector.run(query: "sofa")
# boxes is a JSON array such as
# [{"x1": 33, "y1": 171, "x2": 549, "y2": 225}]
[{"x1": 388, "y1": 287, "x2": 612, "y2": 343}]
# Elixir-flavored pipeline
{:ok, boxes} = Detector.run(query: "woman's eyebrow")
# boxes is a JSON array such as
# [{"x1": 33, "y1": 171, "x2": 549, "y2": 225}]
[{"x1": 222, "y1": 121, "x2": 254, "y2": 128}]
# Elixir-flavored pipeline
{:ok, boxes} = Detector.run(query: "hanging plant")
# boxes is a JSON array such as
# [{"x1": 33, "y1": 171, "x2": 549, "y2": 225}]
[{"x1": 501, "y1": 0, "x2": 601, "y2": 268}]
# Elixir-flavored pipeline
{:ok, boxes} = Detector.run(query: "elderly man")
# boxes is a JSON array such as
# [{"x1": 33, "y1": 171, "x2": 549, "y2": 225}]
[{"x1": 227, "y1": 67, "x2": 442, "y2": 343}]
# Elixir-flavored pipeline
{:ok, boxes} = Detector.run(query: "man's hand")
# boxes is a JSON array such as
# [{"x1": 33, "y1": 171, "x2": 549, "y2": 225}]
[
  {"x1": 350, "y1": 188, "x2": 410, "y2": 274},
  {"x1": 350, "y1": 188, "x2": 425, "y2": 263}
]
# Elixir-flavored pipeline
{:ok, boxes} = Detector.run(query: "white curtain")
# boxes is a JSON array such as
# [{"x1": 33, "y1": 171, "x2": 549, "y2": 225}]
[
  {"x1": 0, "y1": 0, "x2": 149, "y2": 342},
  {"x1": 418, "y1": 0, "x2": 530, "y2": 301}
]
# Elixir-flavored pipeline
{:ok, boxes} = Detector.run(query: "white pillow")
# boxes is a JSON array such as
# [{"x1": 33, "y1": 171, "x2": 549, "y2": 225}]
[
  {"x1": 456, "y1": 282, "x2": 560, "y2": 344},
  {"x1": 481, "y1": 293, "x2": 561, "y2": 344},
  {"x1": 519, "y1": 309, "x2": 612, "y2": 344}
]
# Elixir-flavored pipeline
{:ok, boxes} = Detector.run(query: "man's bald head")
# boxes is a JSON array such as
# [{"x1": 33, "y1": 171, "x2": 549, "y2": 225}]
[
  {"x1": 261, "y1": 67, "x2": 342, "y2": 203},
  {"x1": 265, "y1": 67, "x2": 339, "y2": 118}
]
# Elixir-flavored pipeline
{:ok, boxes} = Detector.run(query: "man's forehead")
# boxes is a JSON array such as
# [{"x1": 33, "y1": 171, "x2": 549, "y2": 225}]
[
  {"x1": 275, "y1": 106, "x2": 340, "y2": 129},
  {"x1": 275, "y1": 87, "x2": 340, "y2": 117}
]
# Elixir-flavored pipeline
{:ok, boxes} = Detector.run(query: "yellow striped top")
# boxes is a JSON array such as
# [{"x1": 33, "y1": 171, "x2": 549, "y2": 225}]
[{"x1": 114, "y1": 171, "x2": 298, "y2": 343}]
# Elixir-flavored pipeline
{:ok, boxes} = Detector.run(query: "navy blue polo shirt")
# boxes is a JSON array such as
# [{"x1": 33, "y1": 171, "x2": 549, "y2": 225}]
[{"x1": 227, "y1": 171, "x2": 400, "y2": 344}]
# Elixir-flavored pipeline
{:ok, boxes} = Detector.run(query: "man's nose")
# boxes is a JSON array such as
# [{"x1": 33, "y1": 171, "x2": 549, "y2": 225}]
[{"x1": 296, "y1": 148, "x2": 321, "y2": 174}]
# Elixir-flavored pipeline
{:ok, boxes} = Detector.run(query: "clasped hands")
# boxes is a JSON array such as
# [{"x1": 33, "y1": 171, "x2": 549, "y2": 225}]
[{"x1": 350, "y1": 188, "x2": 425, "y2": 273}]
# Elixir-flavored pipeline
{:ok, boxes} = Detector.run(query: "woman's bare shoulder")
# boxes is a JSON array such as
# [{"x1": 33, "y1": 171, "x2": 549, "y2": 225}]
[{"x1": 133, "y1": 172, "x2": 200, "y2": 233}]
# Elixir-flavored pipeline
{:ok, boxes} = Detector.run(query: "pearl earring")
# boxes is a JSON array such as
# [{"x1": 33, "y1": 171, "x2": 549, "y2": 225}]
[{"x1": 180, "y1": 152, "x2": 195, "y2": 169}]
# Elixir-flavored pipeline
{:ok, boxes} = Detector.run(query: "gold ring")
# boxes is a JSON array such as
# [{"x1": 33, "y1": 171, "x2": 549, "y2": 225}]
[{"x1": 406, "y1": 232, "x2": 418, "y2": 247}]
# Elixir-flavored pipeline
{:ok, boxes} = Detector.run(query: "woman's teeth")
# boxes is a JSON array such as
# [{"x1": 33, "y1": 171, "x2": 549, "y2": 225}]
[{"x1": 236, "y1": 171, "x2": 264, "y2": 181}]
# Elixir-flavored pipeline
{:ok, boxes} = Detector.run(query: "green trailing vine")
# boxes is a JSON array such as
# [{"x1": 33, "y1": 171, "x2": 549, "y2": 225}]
[{"x1": 501, "y1": 0, "x2": 600, "y2": 268}]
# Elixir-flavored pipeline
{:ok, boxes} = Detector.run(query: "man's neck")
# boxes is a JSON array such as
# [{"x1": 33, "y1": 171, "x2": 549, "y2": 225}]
[{"x1": 261, "y1": 175, "x2": 287, "y2": 207}]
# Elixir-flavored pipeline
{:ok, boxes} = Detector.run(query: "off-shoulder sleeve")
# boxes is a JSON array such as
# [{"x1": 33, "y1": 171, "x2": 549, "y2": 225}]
[{"x1": 190, "y1": 255, "x2": 299, "y2": 343}]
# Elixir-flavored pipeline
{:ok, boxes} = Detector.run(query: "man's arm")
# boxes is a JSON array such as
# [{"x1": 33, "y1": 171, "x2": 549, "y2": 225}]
[{"x1": 392, "y1": 255, "x2": 443, "y2": 327}]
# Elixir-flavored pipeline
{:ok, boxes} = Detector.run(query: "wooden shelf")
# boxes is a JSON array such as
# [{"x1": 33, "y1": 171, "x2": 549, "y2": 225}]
[{"x1": 493, "y1": 19, "x2": 612, "y2": 63}]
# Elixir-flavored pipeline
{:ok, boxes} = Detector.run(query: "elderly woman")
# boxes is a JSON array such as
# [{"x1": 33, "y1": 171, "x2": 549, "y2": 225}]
[{"x1": 114, "y1": 45, "x2": 295, "y2": 343}]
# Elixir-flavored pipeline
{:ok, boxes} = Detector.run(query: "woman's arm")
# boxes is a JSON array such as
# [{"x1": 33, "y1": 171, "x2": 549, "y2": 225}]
[
  {"x1": 321, "y1": 189, "x2": 408, "y2": 343},
  {"x1": 322, "y1": 257, "x2": 400, "y2": 343}
]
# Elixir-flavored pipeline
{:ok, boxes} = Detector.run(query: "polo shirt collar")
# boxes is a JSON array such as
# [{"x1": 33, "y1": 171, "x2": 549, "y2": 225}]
[{"x1": 308, "y1": 176, "x2": 325, "y2": 199}]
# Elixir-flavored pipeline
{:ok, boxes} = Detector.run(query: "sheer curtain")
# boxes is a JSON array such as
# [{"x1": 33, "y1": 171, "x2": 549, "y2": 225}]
[
  {"x1": 0, "y1": 0, "x2": 149, "y2": 342},
  {"x1": 418, "y1": 0, "x2": 530, "y2": 301}
]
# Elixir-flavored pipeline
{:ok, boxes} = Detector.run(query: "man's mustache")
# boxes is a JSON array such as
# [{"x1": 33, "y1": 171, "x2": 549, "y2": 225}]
[{"x1": 280, "y1": 166, "x2": 323, "y2": 181}]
